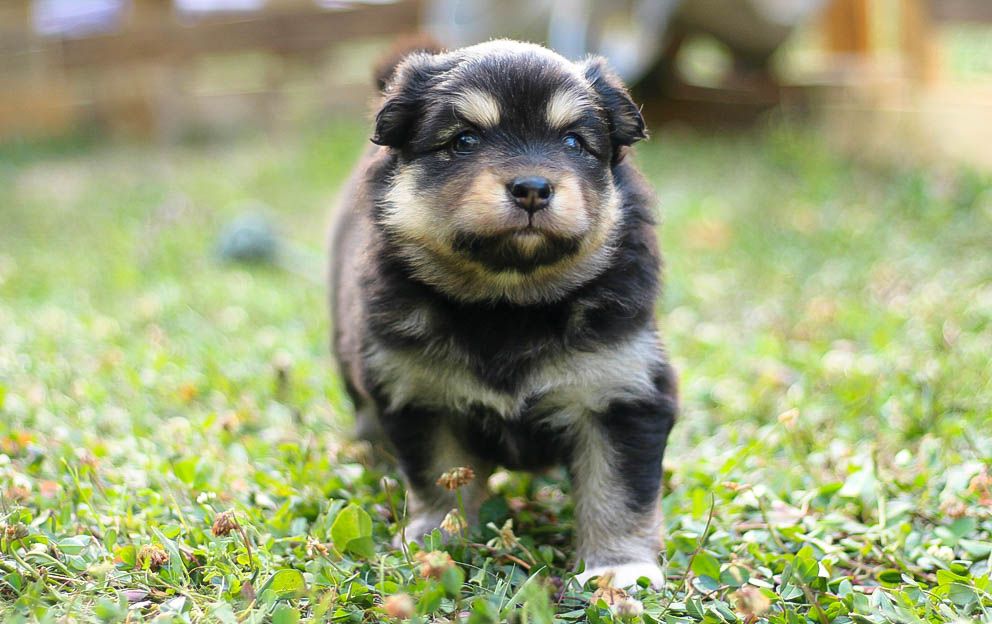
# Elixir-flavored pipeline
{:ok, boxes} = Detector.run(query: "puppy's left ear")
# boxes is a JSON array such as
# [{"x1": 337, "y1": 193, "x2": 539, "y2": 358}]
[
  {"x1": 581, "y1": 56, "x2": 647, "y2": 162},
  {"x1": 372, "y1": 51, "x2": 446, "y2": 148}
]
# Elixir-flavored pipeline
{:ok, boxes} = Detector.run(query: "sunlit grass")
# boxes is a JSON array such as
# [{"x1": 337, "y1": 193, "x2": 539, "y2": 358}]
[{"x1": 0, "y1": 122, "x2": 990, "y2": 622}]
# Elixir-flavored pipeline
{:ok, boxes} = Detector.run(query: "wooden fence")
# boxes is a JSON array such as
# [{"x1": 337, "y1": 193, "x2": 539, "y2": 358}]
[
  {"x1": 0, "y1": 0, "x2": 422, "y2": 140},
  {"x1": 1, "y1": 0, "x2": 990, "y2": 154}
]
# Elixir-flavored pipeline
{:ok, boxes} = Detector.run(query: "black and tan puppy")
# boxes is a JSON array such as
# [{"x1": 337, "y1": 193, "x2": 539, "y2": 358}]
[{"x1": 330, "y1": 40, "x2": 677, "y2": 588}]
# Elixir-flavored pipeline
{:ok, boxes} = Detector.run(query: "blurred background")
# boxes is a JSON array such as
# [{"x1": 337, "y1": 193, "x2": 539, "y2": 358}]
[{"x1": 2, "y1": 0, "x2": 992, "y2": 165}]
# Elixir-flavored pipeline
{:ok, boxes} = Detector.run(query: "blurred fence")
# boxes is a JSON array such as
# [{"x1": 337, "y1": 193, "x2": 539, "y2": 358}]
[
  {"x1": 0, "y1": 0, "x2": 421, "y2": 140},
  {"x1": 1, "y1": 0, "x2": 991, "y2": 169},
  {"x1": 807, "y1": 0, "x2": 992, "y2": 169}
]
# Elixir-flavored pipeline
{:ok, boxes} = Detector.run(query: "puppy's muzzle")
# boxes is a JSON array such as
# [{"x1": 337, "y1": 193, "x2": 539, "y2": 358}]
[{"x1": 507, "y1": 176, "x2": 553, "y2": 215}]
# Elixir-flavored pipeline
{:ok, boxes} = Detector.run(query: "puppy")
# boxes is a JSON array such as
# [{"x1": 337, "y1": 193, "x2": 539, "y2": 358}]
[{"x1": 330, "y1": 40, "x2": 677, "y2": 588}]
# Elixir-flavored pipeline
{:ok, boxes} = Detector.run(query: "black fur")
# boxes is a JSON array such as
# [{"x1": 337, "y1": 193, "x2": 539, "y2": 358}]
[
  {"x1": 581, "y1": 57, "x2": 648, "y2": 162},
  {"x1": 451, "y1": 231, "x2": 582, "y2": 273},
  {"x1": 599, "y1": 363, "x2": 678, "y2": 513}
]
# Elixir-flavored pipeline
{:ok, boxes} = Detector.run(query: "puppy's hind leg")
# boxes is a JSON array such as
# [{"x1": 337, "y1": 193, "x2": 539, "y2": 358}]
[
  {"x1": 379, "y1": 406, "x2": 492, "y2": 546},
  {"x1": 570, "y1": 367, "x2": 677, "y2": 589}
]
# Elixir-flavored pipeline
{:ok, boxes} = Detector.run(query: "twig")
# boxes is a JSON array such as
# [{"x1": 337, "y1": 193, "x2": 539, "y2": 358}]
[{"x1": 659, "y1": 493, "x2": 716, "y2": 616}]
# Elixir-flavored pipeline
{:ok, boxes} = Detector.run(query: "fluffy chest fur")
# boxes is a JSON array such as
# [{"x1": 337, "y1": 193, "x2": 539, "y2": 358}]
[
  {"x1": 366, "y1": 325, "x2": 663, "y2": 419},
  {"x1": 360, "y1": 201, "x2": 663, "y2": 421}
]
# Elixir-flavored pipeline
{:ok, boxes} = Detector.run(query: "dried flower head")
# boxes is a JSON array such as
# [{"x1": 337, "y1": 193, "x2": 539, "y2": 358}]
[
  {"x1": 777, "y1": 408, "x2": 799, "y2": 428},
  {"x1": 589, "y1": 572, "x2": 628, "y2": 606},
  {"x1": 39, "y1": 480, "x2": 60, "y2": 498},
  {"x1": 382, "y1": 593, "x2": 415, "y2": 619},
  {"x1": 939, "y1": 497, "x2": 968, "y2": 519},
  {"x1": 211, "y1": 510, "x2": 238, "y2": 536},
  {"x1": 487, "y1": 519, "x2": 519, "y2": 550},
  {"x1": 590, "y1": 584, "x2": 628, "y2": 607},
  {"x1": 2, "y1": 523, "x2": 29, "y2": 542},
  {"x1": 5, "y1": 485, "x2": 30, "y2": 502},
  {"x1": 734, "y1": 585, "x2": 771, "y2": 620},
  {"x1": 137, "y1": 544, "x2": 169, "y2": 571},
  {"x1": 721, "y1": 481, "x2": 752, "y2": 493},
  {"x1": 78, "y1": 449, "x2": 99, "y2": 468},
  {"x1": 970, "y1": 469, "x2": 992, "y2": 491},
  {"x1": 414, "y1": 550, "x2": 455, "y2": 579},
  {"x1": 440, "y1": 509, "x2": 466, "y2": 535},
  {"x1": 611, "y1": 596, "x2": 644, "y2": 620},
  {"x1": 436, "y1": 466, "x2": 475, "y2": 490},
  {"x1": 218, "y1": 410, "x2": 241, "y2": 432},
  {"x1": 969, "y1": 469, "x2": 992, "y2": 505},
  {"x1": 178, "y1": 383, "x2": 199, "y2": 402},
  {"x1": 306, "y1": 537, "x2": 329, "y2": 558}
]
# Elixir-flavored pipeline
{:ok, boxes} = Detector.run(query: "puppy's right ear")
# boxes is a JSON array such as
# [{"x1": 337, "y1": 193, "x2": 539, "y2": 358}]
[
  {"x1": 580, "y1": 56, "x2": 647, "y2": 162},
  {"x1": 372, "y1": 51, "x2": 445, "y2": 148}
]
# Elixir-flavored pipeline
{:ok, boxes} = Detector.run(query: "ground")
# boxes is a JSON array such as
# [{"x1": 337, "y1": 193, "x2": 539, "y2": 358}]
[{"x1": 0, "y1": 123, "x2": 990, "y2": 623}]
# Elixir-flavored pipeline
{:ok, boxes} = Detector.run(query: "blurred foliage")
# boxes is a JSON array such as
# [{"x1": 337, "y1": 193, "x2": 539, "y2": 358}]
[{"x1": 0, "y1": 121, "x2": 991, "y2": 622}]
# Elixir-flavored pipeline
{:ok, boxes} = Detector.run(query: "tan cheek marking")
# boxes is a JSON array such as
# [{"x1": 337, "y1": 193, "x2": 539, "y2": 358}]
[
  {"x1": 542, "y1": 174, "x2": 589, "y2": 234},
  {"x1": 546, "y1": 89, "x2": 588, "y2": 129},
  {"x1": 582, "y1": 184, "x2": 621, "y2": 250},
  {"x1": 451, "y1": 172, "x2": 515, "y2": 235},
  {"x1": 453, "y1": 89, "x2": 501, "y2": 128},
  {"x1": 382, "y1": 166, "x2": 435, "y2": 239}
]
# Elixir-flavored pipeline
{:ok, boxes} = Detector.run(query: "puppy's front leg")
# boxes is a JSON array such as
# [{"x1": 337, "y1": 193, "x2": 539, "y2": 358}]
[
  {"x1": 571, "y1": 372, "x2": 677, "y2": 589},
  {"x1": 379, "y1": 406, "x2": 492, "y2": 545}
]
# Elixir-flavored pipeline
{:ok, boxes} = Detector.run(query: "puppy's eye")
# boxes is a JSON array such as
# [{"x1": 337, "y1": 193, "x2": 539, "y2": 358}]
[
  {"x1": 451, "y1": 131, "x2": 482, "y2": 155},
  {"x1": 562, "y1": 133, "x2": 584, "y2": 153}
]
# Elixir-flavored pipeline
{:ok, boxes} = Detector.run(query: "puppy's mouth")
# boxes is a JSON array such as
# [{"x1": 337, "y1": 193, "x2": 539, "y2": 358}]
[{"x1": 450, "y1": 229, "x2": 582, "y2": 274}]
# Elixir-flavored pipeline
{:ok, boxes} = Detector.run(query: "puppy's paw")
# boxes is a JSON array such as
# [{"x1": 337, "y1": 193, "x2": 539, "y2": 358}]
[{"x1": 575, "y1": 562, "x2": 665, "y2": 590}]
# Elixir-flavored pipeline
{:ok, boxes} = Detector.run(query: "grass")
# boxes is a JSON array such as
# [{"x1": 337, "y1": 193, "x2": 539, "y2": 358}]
[{"x1": 0, "y1": 121, "x2": 991, "y2": 623}]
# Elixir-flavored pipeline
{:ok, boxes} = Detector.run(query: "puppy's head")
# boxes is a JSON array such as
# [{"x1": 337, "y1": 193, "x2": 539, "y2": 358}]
[{"x1": 372, "y1": 40, "x2": 646, "y2": 304}]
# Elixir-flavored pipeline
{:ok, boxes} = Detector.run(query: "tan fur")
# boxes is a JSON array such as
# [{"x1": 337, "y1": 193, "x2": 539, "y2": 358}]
[
  {"x1": 452, "y1": 89, "x2": 501, "y2": 128},
  {"x1": 380, "y1": 164, "x2": 623, "y2": 305},
  {"x1": 535, "y1": 173, "x2": 591, "y2": 235},
  {"x1": 454, "y1": 171, "x2": 589, "y2": 237},
  {"x1": 381, "y1": 165, "x2": 435, "y2": 241},
  {"x1": 456, "y1": 171, "x2": 518, "y2": 235},
  {"x1": 545, "y1": 88, "x2": 591, "y2": 129}
]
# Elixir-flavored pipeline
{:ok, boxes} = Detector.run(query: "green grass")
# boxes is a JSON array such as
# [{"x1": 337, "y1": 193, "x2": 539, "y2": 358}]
[{"x1": 1, "y1": 122, "x2": 991, "y2": 623}]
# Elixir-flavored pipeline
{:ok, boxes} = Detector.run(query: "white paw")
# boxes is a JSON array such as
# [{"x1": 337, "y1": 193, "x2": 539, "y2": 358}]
[{"x1": 575, "y1": 562, "x2": 665, "y2": 590}]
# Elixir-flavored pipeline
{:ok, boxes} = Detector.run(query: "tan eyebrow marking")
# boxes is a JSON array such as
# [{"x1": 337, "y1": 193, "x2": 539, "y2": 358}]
[
  {"x1": 452, "y1": 89, "x2": 501, "y2": 128},
  {"x1": 546, "y1": 88, "x2": 590, "y2": 129}
]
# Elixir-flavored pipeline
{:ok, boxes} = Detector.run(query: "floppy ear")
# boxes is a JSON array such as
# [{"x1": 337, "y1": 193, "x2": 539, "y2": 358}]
[
  {"x1": 372, "y1": 51, "x2": 445, "y2": 148},
  {"x1": 581, "y1": 56, "x2": 647, "y2": 161}
]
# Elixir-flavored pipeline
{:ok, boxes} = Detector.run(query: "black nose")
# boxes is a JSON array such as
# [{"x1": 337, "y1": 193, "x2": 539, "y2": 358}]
[{"x1": 508, "y1": 176, "x2": 553, "y2": 214}]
